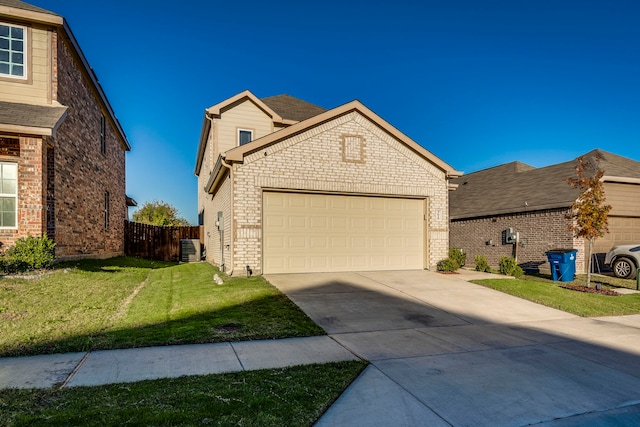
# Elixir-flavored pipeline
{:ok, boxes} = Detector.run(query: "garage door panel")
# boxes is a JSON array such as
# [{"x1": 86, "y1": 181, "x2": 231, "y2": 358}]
[
  {"x1": 289, "y1": 256, "x2": 307, "y2": 267},
  {"x1": 264, "y1": 236, "x2": 285, "y2": 249},
  {"x1": 351, "y1": 236, "x2": 367, "y2": 248},
  {"x1": 310, "y1": 257, "x2": 328, "y2": 268},
  {"x1": 309, "y1": 236, "x2": 328, "y2": 248},
  {"x1": 310, "y1": 197, "x2": 327, "y2": 209},
  {"x1": 331, "y1": 217, "x2": 347, "y2": 230},
  {"x1": 263, "y1": 192, "x2": 425, "y2": 274},
  {"x1": 594, "y1": 216, "x2": 640, "y2": 254},
  {"x1": 331, "y1": 198, "x2": 347, "y2": 209},
  {"x1": 350, "y1": 198, "x2": 367, "y2": 210},
  {"x1": 310, "y1": 216, "x2": 327, "y2": 229}
]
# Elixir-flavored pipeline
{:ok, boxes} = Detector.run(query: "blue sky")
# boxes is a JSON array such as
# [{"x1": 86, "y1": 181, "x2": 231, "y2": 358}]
[{"x1": 33, "y1": 0, "x2": 640, "y2": 225}]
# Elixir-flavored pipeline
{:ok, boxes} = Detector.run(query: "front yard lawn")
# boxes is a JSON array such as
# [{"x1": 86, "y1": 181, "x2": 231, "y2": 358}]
[
  {"x1": 0, "y1": 361, "x2": 367, "y2": 426},
  {"x1": 0, "y1": 257, "x2": 324, "y2": 357},
  {"x1": 473, "y1": 277, "x2": 640, "y2": 317}
]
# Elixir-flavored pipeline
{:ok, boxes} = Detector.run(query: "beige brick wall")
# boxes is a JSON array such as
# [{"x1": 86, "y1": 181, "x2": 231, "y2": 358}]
[
  {"x1": 231, "y1": 111, "x2": 450, "y2": 274},
  {"x1": 450, "y1": 208, "x2": 587, "y2": 273}
]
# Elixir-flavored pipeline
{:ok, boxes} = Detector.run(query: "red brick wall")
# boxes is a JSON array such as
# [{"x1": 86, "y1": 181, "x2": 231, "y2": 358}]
[
  {"x1": 0, "y1": 136, "x2": 47, "y2": 249},
  {"x1": 450, "y1": 208, "x2": 577, "y2": 273},
  {"x1": 51, "y1": 32, "x2": 127, "y2": 257}
]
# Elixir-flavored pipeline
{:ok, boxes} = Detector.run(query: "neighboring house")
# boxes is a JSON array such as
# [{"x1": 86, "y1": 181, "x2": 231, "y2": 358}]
[
  {"x1": 450, "y1": 149, "x2": 640, "y2": 273},
  {"x1": 0, "y1": 0, "x2": 130, "y2": 258},
  {"x1": 195, "y1": 90, "x2": 461, "y2": 275}
]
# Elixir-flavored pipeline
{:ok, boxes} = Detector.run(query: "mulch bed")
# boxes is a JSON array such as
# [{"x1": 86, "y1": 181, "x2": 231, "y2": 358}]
[{"x1": 560, "y1": 284, "x2": 619, "y2": 296}]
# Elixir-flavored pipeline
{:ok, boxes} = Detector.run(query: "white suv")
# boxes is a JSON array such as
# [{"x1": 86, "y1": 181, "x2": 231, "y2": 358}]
[{"x1": 604, "y1": 245, "x2": 640, "y2": 279}]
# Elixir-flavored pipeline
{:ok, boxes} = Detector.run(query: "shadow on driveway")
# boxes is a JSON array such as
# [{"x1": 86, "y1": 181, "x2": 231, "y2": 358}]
[{"x1": 266, "y1": 270, "x2": 640, "y2": 427}]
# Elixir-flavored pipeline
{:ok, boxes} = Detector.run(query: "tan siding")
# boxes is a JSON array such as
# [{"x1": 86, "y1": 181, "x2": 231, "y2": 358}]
[
  {"x1": 605, "y1": 182, "x2": 640, "y2": 217},
  {"x1": 202, "y1": 171, "x2": 231, "y2": 269},
  {"x1": 0, "y1": 27, "x2": 50, "y2": 104},
  {"x1": 217, "y1": 100, "x2": 273, "y2": 154}
]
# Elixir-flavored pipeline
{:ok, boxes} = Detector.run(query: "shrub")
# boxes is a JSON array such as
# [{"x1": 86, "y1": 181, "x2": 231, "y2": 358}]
[
  {"x1": 1, "y1": 235, "x2": 56, "y2": 273},
  {"x1": 498, "y1": 256, "x2": 524, "y2": 278},
  {"x1": 448, "y1": 248, "x2": 466, "y2": 268},
  {"x1": 475, "y1": 255, "x2": 490, "y2": 272},
  {"x1": 437, "y1": 258, "x2": 459, "y2": 272}
]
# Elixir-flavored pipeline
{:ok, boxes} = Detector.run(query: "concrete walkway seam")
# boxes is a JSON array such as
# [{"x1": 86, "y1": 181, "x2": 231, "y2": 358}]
[{"x1": 60, "y1": 351, "x2": 91, "y2": 389}]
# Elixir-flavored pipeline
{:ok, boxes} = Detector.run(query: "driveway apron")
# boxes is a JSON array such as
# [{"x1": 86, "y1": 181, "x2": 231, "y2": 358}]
[{"x1": 266, "y1": 270, "x2": 640, "y2": 427}]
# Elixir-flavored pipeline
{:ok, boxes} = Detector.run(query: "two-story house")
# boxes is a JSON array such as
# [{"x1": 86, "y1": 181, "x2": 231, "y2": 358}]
[
  {"x1": 0, "y1": 0, "x2": 130, "y2": 258},
  {"x1": 195, "y1": 90, "x2": 461, "y2": 275}
]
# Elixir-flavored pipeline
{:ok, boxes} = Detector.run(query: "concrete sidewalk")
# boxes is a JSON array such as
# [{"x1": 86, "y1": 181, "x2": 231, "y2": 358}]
[{"x1": 0, "y1": 336, "x2": 359, "y2": 389}]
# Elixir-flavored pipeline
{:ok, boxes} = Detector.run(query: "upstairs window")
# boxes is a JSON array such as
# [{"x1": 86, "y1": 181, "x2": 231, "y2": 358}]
[
  {"x1": 0, "y1": 23, "x2": 26, "y2": 79},
  {"x1": 238, "y1": 129, "x2": 253, "y2": 146},
  {"x1": 0, "y1": 163, "x2": 17, "y2": 228}
]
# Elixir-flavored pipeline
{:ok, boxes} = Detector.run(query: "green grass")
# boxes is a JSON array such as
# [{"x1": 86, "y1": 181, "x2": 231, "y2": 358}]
[
  {"x1": 472, "y1": 276, "x2": 640, "y2": 317},
  {"x1": 0, "y1": 257, "x2": 324, "y2": 357},
  {"x1": 0, "y1": 361, "x2": 367, "y2": 426}
]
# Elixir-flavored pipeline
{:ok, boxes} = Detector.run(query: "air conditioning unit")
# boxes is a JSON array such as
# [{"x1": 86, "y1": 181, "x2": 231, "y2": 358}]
[{"x1": 180, "y1": 239, "x2": 201, "y2": 263}]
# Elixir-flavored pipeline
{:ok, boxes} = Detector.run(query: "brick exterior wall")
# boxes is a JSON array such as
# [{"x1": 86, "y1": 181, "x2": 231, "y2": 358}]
[
  {"x1": 223, "y1": 111, "x2": 450, "y2": 274},
  {"x1": 450, "y1": 208, "x2": 587, "y2": 273},
  {"x1": 0, "y1": 135, "x2": 47, "y2": 249},
  {"x1": 50, "y1": 31, "x2": 126, "y2": 257}
]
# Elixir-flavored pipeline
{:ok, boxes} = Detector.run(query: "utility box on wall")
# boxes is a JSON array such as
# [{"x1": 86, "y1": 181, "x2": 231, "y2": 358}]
[{"x1": 503, "y1": 228, "x2": 518, "y2": 244}]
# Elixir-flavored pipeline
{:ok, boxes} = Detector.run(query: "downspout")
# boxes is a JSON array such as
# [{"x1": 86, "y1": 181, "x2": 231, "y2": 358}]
[{"x1": 220, "y1": 157, "x2": 234, "y2": 276}]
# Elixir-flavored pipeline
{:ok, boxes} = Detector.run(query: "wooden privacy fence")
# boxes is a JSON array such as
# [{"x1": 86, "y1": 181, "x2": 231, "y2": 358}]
[{"x1": 124, "y1": 221, "x2": 201, "y2": 262}]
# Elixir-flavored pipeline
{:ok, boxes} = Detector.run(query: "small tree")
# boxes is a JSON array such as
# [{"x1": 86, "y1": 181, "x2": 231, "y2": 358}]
[
  {"x1": 132, "y1": 200, "x2": 191, "y2": 226},
  {"x1": 566, "y1": 155, "x2": 611, "y2": 286}
]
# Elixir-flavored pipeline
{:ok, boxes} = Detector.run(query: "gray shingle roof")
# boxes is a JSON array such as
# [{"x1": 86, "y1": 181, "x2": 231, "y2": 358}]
[
  {"x1": 450, "y1": 149, "x2": 640, "y2": 220},
  {"x1": 0, "y1": 101, "x2": 67, "y2": 132},
  {"x1": 0, "y1": 0, "x2": 57, "y2": 15},
  {"x1": 261, "y1": 94, "x2": 326, "y2": 122}
]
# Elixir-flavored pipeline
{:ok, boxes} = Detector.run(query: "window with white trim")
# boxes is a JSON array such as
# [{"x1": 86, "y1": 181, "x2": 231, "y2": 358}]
[
  {"x1": 0, "y1": 23, "x2": 26, "y2": 78},
  {"x1": 238, "y1": 129, "x2": 253, "y2": 146},
  {"x1": 0, "y1": 163, "x2": 17, "y2": 228}
]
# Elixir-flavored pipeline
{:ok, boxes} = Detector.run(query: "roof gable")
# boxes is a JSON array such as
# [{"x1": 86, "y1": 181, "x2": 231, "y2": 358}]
[
  {"x1": 212, "y1": 100, "x2": 460, "y2": 190},
  {"x1": 206, "y1": 90, "x2": 289, "y2": 124}
]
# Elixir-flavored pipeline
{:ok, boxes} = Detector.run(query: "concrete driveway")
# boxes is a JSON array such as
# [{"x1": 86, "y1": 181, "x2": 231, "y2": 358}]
[{"x1": 266, "y1": 270, "x2": 640, "y2": 427}]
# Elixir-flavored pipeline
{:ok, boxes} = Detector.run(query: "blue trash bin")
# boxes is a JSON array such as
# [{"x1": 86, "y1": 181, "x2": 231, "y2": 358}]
[{"x1": 546, "y1": 249, "x2": 578, "y2": 282}]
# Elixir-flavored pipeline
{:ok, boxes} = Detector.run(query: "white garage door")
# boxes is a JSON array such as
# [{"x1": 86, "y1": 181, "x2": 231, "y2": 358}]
[{"x1": 263, "y1": 192, "x2": 425, "y2": 274}]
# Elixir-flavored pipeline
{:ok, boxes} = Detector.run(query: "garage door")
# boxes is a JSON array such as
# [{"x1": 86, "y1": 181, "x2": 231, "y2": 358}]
[
  {"x1": 594, "y1": 216, "x2": 640, "y2": 254},
  {"x1": 263, "y1": 192, "x2": 425, "y2": 274}
]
